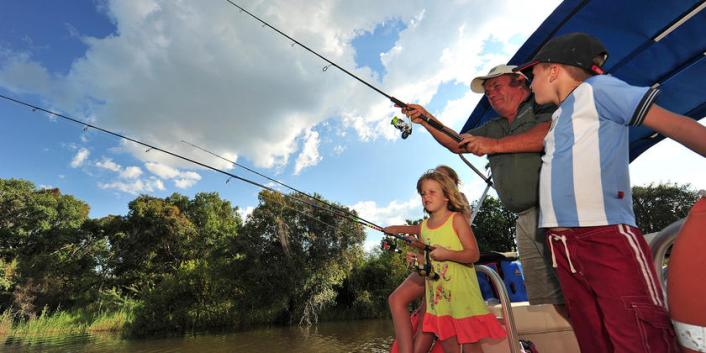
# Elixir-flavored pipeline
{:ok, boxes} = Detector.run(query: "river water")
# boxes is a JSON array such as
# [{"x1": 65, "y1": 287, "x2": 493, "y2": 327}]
[{"x1": 1, "y1": 319, "x2": 395, "y2": 353}]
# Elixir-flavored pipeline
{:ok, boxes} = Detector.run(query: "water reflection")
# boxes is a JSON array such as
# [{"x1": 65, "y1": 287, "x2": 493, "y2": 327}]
[{"x1": 1, "y1": 319, "x2": 394, "y2": 353}]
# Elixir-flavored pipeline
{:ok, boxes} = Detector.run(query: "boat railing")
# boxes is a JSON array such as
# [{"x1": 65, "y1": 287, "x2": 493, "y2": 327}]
[
  {"x1": 647, "y1": 218, "x2": 684, "y2": 302},
  {"x1": 476, "y1": 264, "x2": 522, "y2": 353}
]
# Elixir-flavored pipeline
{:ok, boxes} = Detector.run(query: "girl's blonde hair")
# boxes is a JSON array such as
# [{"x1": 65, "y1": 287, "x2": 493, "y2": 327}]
[
  {"x1": 416, "y1": 170, "x2": 471, "y2": 216},
  {"x1": 435, "y1": 165, "x2": 460, "y2": 186}
]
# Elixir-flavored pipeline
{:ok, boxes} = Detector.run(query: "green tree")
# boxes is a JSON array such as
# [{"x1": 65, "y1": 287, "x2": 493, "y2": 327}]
[
  {"x1": 327, "y1": 249, "x2": 408, "y2": 319},
  {"x1": 107, "y1": 195, "x2": 198, "y2": 294},
  {"x1": 471, "y1": 196, "x2": 517, "y2": 252},
  {"x1": 0, "y1": 179, "x2": 104, "y2": 315},
  {"x1": 232, "y1": 190, "x2": 365, "y2": 326},
  {"x1": 632, "y1": 183, "x2": 700, "y2": 233}
]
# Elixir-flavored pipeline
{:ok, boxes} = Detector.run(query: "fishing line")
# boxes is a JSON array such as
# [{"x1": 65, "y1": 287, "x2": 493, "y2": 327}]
[
  {"x1": 0, "y1": 93, "x2": 358, "y2": 232},
  {"x1": 0, "y1": 93, "x2": 419, "y2": 245},
  {"x1": 181, "y1": 139, "x2": 382, "y2": 229},
  {"x1": 222, "y1": 0, "x2": 492, "y2": 187}
]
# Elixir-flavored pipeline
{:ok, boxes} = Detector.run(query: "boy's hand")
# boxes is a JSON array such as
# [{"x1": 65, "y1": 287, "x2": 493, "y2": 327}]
[{"x1": 429, "y1": 246, "x2": 450, "y2": 261}]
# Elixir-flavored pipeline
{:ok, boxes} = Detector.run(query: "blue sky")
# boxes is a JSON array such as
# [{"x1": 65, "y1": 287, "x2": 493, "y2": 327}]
[{"x1": 1, "y1": 1, "x2": 704, "y2": 251}]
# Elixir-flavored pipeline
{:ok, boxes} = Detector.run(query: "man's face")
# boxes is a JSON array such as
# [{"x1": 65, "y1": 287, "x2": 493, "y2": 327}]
[
  {"x1": 530, "y1": 64, "x2": 553, "y2": 105},
  {"x1": 483, "y1": 75, "x2": 525, "y2": 117}
]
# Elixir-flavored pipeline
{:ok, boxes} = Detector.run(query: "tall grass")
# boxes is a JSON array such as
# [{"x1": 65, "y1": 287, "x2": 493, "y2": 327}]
[
  {"x1": 88, "y1": 309, "x2": 133, "y2": 333},
  {"x1": 0, "y1": 310, "x2": 11, "y2": 336},
  {"x1": 0, "y1": 306, "x2": 134, "y2": 342}
]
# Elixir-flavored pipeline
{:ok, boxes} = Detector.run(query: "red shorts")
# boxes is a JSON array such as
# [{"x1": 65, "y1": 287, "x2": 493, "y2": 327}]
[{"x1": 546, "y1": 225, "x2": 679, "y2": 353}]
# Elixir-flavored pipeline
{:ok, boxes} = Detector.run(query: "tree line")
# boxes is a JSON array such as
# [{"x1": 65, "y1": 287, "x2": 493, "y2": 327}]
[{"x1": 0, "y1": 178, "x2": 698, "y2": 337}]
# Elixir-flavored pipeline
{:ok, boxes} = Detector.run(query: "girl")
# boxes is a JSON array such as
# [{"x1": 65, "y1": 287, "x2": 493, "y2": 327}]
[
  {"x1": 385, "y1": 166, "x2": 470, "y2": 353},
  {"x1": 396, "y1": 170, "x2": 506, "y2": 353}
]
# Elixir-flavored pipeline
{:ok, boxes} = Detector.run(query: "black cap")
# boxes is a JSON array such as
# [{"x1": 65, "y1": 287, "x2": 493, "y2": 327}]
[{"x1": 514, "y1": 32, "x2": 608, "y2": 76}]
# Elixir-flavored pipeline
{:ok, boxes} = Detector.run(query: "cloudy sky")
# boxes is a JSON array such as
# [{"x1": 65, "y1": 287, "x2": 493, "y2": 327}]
[{"x1": 1, "y1": 0, "x2": 704, "y2": 251}]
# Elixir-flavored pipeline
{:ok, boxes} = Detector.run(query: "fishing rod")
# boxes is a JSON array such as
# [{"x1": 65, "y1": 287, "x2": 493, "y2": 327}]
[
  {"x1": 0, "y1": 93, "x2": 361, "y2": 232},
  {"x1": 222, "y1": 0, "x2": 493, "y2": 187},
  {"x1": 0, "y1": 93, "x2": 436, "y2": 256},
  {"x1": 180, "y1": 139, "x2": 381, "y2": 230}
]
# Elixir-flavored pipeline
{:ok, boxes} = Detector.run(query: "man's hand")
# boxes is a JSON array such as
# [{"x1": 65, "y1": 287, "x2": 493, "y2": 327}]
[
  {"x1": 459, "y1": 134, "x2": 498, "y2": 156},
  {"x1": 398, "y1": 103, "x2": 433, "y2": 124}
]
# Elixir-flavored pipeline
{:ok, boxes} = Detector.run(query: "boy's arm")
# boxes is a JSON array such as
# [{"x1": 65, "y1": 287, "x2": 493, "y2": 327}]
[
  {"x1": 642, "y1": 105, "x2": 706, "y2": 157},
  {"x1": 459, "y1": 121, "x2": 550, "y2": 155}
]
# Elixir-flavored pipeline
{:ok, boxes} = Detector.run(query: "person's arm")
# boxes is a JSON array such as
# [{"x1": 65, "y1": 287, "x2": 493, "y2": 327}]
[
  {"x1": 642, "y1": 105, "x2": 706, "y2": 157},
  {"x1": 458, "y1": 121, "x2": 550, "y2": 156},
  {"x1": 428, "y1": 213, "x2": 479, "y2": 264},
  {"x1": 383, "y1": 224, "x2": 421, "y2": 235},
  {"x1": 399, "y1": 104, "x2": 466, "y2": 153}
]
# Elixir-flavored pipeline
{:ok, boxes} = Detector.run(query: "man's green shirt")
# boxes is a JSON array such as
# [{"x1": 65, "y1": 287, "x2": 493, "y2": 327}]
[{"x1": 467, "y1": 100, "x2": 552, "y2": 213}]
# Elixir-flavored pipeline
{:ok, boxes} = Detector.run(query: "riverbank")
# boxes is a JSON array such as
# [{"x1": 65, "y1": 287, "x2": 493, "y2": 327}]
[{"x1": 0, "y1": 308, "x2": 131, "y2": 341}]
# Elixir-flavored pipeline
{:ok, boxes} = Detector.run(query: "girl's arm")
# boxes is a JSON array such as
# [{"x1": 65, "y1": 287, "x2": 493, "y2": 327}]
[
  {"x1": 429, "y1": 213, "x2": 480, "y2": 264},
  {"x1": 383, "y1": 224, "x2": 421, "y2": 235}
]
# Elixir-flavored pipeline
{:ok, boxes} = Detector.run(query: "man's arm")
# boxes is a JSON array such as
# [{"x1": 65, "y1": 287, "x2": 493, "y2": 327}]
[
  {"x1": 642, "y1": 105, "x2": 706, "y2": 157},
  {"x1": 459, "y1": 121, "x2": 550, "y2": 156},
  {"x1": 400, "y1": 104, "x2": 465, "y2": 153}
]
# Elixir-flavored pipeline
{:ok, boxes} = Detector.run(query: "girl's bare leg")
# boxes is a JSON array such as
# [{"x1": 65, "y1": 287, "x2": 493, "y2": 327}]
[
  {"x1": 412, "y1": 298, "x2": 434, "y2": 353},
  {"x1": 439, "y1": 336, "x2": 461, "y2": 353},
  {"x1": 389, "y1": 273, "x2": 425, "y2": 353},
  {"x1": 460, "y1": 342, "x2": 483, "y2": 353}
]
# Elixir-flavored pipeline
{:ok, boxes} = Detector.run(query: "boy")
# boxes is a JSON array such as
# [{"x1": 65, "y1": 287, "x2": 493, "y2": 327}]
[{"x1": 514, "y1": 32, "x2": 706, "y2": 353}]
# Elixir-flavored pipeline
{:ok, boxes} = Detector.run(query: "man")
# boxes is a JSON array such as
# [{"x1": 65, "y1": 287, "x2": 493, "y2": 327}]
[{"x1": 399, "y1": 64, "x2": 564, "y2": 312}]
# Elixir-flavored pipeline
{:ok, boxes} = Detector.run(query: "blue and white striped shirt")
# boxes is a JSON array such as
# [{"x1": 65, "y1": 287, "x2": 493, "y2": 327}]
[{"x1": 538, "y1": 75, "x2": 659, "y2": 228}]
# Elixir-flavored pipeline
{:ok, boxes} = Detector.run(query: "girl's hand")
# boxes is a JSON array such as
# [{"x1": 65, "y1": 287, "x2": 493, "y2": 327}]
[
  {"x1": 405, "y1": 252, "x2": 418, "y2": 266},
  {"x1": 429, "y1": 246, "x2": 449, "y2": 261}
]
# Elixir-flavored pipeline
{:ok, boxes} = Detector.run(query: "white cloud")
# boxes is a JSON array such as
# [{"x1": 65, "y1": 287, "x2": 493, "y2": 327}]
[
  {"x1": 174, "y1": 171, "x2": 201, "y2": 189},
  {"x1": 293, "y1": 129, "x2": 322, "y2": 175},
  {"x1": 70, "y1": 147, "x2": 90, "y2": 168},
  {"x1": 351, "y1": 195, "x2": 423, "y2": 227},
  {"x1": 332, "y1": 144, "x2": 346, "y2": 156},
  {"x1": 145, "y1": 161, "x2": 202, "y2": 189},
  {"x1": 98, "y1": 176, "x2": 165, "y2": 195},
  {"x1": 145, "y1": 161, "x2": 180, "y2": 179},
  {"x1": 120, "y1": 166, "x2": 143, "y2": 179},
  {"x1": 96, "y1": 158, "x2": 121, "y2": 172},
  {"x1": 237, "y1": 206, "x2": 255, "y2": 221},
  {"x1": 0, "y1": 0, "x2": 560, "y2": 174}
]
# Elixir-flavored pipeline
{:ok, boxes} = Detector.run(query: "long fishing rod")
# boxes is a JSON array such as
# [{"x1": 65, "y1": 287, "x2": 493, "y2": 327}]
[
  {"x1": 180, "y1": 139, "x2": 380, "y2": 229},
  {"x1": 0, "y1": 93, "x2": 431, "y2": 249},
  {"x1": 223, "y1": 0, "x2": 492, "y2": 187}
]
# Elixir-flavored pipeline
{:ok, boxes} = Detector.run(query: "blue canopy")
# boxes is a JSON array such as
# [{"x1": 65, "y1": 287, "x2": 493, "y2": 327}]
[{"x1": 460, "y1": 0, "x2": 706, "y2": 161}]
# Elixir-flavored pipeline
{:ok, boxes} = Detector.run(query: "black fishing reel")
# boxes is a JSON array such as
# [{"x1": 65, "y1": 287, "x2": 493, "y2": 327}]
[
  {"x1": 391, "y1": 115, "x2": 412, "y2": 139},
  {"x1": 380, "y1": 236, "x2": 400, "y2": 253},
  {"x1": 410, "y1": 250, "x2": 440, "y2": 281}
]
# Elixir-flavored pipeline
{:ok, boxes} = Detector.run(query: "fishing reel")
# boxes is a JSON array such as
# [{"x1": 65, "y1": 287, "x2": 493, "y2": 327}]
[
  {"x1": 380, "y1": 236, "x2": 401, "y2": 253},
  {"x1": 410, "y1": 250, "x2": 440, "y2": 281},
  {"x1": 391, "y1": 115, "x2": 412, "y2": 139}
]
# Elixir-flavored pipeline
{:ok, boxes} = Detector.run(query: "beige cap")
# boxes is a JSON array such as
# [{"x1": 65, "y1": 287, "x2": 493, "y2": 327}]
[{"x1": 470, "y1": 64, "x2": 523, "y2": 93}]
